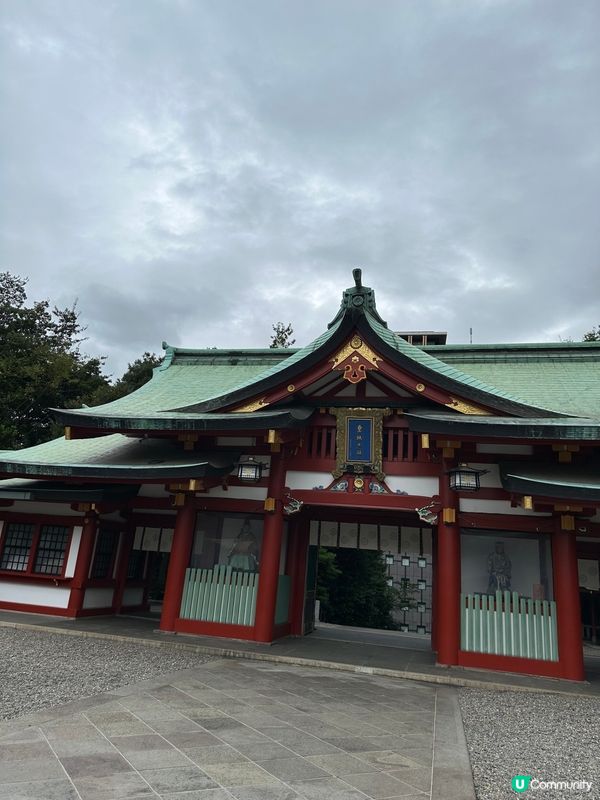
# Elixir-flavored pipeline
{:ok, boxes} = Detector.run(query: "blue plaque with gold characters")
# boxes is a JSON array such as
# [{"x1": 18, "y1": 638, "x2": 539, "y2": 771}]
[
  {"x1": 331, "y1": 407, "x2": 391, "y2": 480},
  {"x1": 346, "y1": 417, "x2": 373, "y2": 462}
]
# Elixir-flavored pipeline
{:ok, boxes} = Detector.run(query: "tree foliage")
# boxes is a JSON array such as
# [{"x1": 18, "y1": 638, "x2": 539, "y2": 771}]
[
  {"x1": 270, "y1": 322, "x2": 295, "y2": 348},
  {"x1": 0, "y1": 273, "x2": 164, "y2": 450},
  {"x1": 583, "y1": 324, "x2": 600, "y2": 342},
  {"x1": 0, "y1": 273, "x2": 111, "y2": 449},
  {"x1": 317, "y1": 547, "x2": 398, "y2": 630},
  {"x1": 110, "y1": 352, "x2": 163, "y2": 399}
]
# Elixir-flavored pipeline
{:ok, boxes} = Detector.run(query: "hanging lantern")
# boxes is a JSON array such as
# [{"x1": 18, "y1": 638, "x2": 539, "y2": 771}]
[
  {"x1": 237, "y1": 457, "x2": 263, "y2": 482},
  {"x1": 447, "y1": 464, "x2": 487, "y2": 492}
]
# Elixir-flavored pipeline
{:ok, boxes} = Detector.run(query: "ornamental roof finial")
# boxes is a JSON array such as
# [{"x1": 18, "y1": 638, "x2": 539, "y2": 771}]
[{"x1": 327, "y1": 269, "x2": 388, "y2": 329}]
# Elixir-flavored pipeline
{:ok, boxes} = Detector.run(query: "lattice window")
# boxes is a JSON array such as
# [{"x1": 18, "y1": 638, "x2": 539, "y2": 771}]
[
  {"x1": 91, "y1": 529, "x2": 117, "y2": 579},
  {"x1": 33, "y1": 525, "x2": 69, "y2": 575},
  {"x1": 126, "y1": 549, "x2": 146, "y2": 581},
  {"x1": 0, "y1": 523, "x2": 34, "y2": 571}
]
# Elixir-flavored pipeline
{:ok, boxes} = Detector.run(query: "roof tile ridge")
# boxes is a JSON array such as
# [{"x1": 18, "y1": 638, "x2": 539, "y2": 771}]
[{"x1": 366, "y1": 316, "x2": 563, "y2": 415}]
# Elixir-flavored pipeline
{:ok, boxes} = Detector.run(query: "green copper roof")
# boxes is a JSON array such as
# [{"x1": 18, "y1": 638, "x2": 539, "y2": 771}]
[
  {"x1": 51, "y1": 272, "x2": 598, "y2": 425},
  {"x1": 426, "y1": 342, "x2": 600, "y2": 418},
  {"x1": 363, "y1": 314, "x2": 555, "y2": 414},
  {"x1": 55, "y1": 406, "x2": 314, "y2": 431},
  {"x1": 0, "y1": 434, "x2": 238, "y2": 479},
  {"x1": 499, "y1": 462, "x2": 600, "y2": 502},
  {"x1": 405, "y1": 411, "x2": 600, "y2": 440},
  {"x1": 168, "y1": 319, "x2": 343, "y2": 413},
  {"x1": 70, "y1": 349, "x2": 291, "y2": 417}
]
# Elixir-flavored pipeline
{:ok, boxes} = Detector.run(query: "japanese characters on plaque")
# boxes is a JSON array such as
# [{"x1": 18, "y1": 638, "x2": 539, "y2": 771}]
[
  {"x1": 346, "y1": 417, "x2": 373, "y2": 462},
  {"x1": 331, "y1": 407, "x2": 391, "y2": 480}
]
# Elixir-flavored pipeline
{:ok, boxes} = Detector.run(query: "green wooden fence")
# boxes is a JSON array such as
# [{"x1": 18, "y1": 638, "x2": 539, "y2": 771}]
[
  {"x1": 275, "y1": 575, "x2": 291, "y2": 625},
  {"x1": 461, "y1": 591, "x2": 558, "y2": 661},
  {"x1": 180, "y1": 566, "x2": 258, "y2": 626}
]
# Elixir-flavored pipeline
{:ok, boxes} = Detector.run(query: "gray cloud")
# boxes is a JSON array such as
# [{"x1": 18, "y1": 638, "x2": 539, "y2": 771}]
[{"x1": 1, "y1": 0, "x2": 599, "y2": 376}]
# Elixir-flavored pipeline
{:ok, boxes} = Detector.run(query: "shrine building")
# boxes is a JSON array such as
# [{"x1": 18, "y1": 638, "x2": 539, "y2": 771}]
[{"x1": 0, "y1": 270, "x2": 599, "y2": 682}]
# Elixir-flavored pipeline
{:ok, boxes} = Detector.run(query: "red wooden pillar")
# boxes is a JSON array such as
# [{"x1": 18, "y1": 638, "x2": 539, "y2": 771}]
[
  {"x1": 67, "y1": 512, "x2": 98, "y2": 617},
  {"x1": 436, "y1": 463, "x2": 461, "y2": 666},
  {"x1": 430, "y1": 526, "x2": 438, "y2": 651},
  {"x1": 112, "y1": 527, "x2": 134, "y2": 614},
  {"x1": 290, "y1": 517, "x2": 310, "y2": 636},
  {"x1": 552, "y1": 524, "x2": 585, "y2": 681},
  {"x1": 255, "y1": 451, "x2": 286, "y2": 643},
  {"x1": 159, "y1": 499, "x2": 196, "y2": 632}
]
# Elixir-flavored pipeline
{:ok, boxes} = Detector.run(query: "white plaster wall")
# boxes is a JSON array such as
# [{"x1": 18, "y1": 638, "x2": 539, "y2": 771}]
[
  {"x1": 64, "y1": 526, "x2": 82, "y2": 578},
  {"x1": 101, "y1": 511, "x2": 127, "y2": 522},
  {"x1": 386, "y1": 475, "x2": 439, "y2": 496},
  {"x1": 122, "y1": 587, "x2": 144, "y2": 606},
  {"x1": 9, "y1": 501, "x2": 81, "y2": 516},
  {"x1": 459, "y1": 498, "x2": 551, "y2": 517},
  {"x1": 82, "y1": 587, "x2": 114, "y2": 609},
  {"x1": 0, "y1": 581, "x2": 70, "y2": 608},
  {"x1": 465, "y1": 463, "x2": 502, "y2": 489},
  {"x1": 476, "y1": 443, "x2": 533, "y2": 456},
  {"x1": 286, "y1": 471, "x2": 332, "y2": 490},
  {"x1": 206, "y1": 486, "x2": 268, "y2": 500},
  {"x1": 138, "y1": 484, "x2": 170, "y2": 498}
]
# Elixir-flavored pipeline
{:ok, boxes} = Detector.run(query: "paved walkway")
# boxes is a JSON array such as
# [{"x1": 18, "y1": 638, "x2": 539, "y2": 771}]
[
  {"x1": 0, "y1": 658, "x2": 474, "y2": 800},
  {"x1": 0, "y1": 611, "x2": 598, "y2": 696}
]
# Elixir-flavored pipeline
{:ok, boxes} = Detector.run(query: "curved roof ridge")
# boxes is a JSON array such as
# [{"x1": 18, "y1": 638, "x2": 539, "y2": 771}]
[
  {"x1": 165, "y1": 318, "x2": 344, "y2": 412},
  {"x1": 364, "y1": 316, "x2": 563, "y2": 415}
]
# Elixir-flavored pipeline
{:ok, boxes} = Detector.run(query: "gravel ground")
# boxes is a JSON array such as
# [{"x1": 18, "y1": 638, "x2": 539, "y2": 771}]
[
  {"x1": 460, "y1": 688, "x2": 600, "y2": 800},
  {"x1": 0, "y1": 627, "x2": 213, "y2": 721}
]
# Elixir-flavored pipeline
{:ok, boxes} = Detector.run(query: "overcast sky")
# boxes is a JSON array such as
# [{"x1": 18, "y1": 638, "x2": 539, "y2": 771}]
[{"x1": 1, "y1": 0, "x2": 599, "y2": 377}]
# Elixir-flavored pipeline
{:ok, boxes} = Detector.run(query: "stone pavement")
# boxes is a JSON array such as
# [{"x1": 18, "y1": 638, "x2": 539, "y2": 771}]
[
  {"x1": 0, "y1": 658, "x2": 474, "y2": 800},
  {"x1": 1, "y1": 610, "x2": 598, "y2": 696}
]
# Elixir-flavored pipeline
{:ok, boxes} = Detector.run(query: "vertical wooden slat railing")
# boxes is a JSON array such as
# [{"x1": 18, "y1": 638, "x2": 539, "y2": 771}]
[
  {"x1": 180, "y1": 566, "x2": 259, "y2": 626},
  {"x1": 461, "y1": 591, "x2": 558, "y2": 661}
]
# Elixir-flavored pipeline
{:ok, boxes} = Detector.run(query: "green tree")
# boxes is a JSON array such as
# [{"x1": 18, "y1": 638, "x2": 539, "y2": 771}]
[
  {"x1": 0, "y1": 273, "x2": 112, "y2": 449},
  {"x1": 317, "y1": 548, "x2": 397, "y2": 630},
  {"x1": 316, "y1": 547, "x2": 341, "y2": 607},
  {"x1": 270, "y1": 322, "x2": 295, "y2": 348},
  {"x1": 583, "y1": 324, "x2": 600, "y2": 342},
  {"x1": 110, "y1": 352, "x2": 163, "y2": 399}
]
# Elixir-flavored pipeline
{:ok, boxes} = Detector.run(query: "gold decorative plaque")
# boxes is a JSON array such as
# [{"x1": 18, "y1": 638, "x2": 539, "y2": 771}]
[{"x1": 330, "y1": 407, "x2": 391, "y2": 480}]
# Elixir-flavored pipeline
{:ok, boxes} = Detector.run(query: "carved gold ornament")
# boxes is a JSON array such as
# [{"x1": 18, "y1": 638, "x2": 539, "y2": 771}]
[
  {"x1": 330, "y1": 336, "x2": 382, "y2": 384},
  {"x1": 445, "y1": 397, "x2": 490, "y2": 415},
  {"x1": 232, "y1": 397, "x2": 268, "y2": 413}
]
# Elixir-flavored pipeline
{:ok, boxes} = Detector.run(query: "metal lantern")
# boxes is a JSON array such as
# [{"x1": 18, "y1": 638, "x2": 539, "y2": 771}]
[
  {"x1": 237, "y1": 458, "x2": 263, "y2": 483},
  {"x1": 448, "y1": 464, "x2": 486, "y2": 492}
]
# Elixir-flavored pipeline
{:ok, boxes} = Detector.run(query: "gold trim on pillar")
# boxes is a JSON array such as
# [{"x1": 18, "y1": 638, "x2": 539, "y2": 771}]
[
  {"x1": 442, "y1": 507, "x2": 456, "y2": 524},
  {"x1": 560, "y1": 514, "x2": 575, "y2": 531}
]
